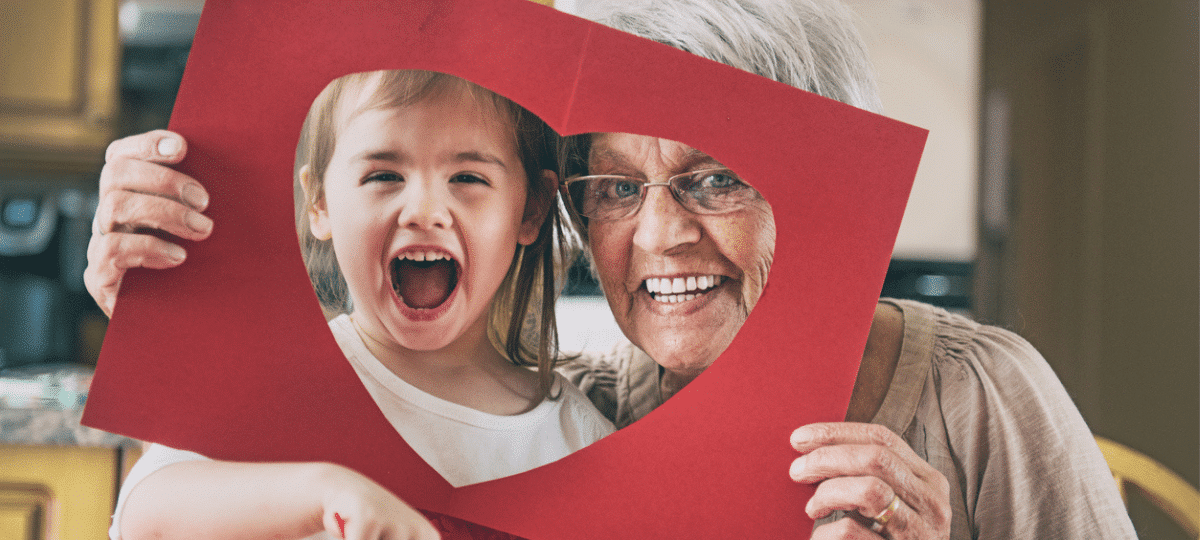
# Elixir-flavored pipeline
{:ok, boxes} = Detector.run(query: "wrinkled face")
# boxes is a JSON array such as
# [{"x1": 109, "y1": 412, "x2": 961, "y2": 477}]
[
  {"x1": 587, "y1": 133, "x2": 775, "y2": 378},
  {"x1": 307, "y1": 86, "x2": 540, "y2": 354}
]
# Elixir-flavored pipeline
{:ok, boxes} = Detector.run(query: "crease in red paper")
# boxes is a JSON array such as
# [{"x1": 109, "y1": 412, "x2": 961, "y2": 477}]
[{"x1": 561, "y1": 24, "x2": 593, "y2": 130}]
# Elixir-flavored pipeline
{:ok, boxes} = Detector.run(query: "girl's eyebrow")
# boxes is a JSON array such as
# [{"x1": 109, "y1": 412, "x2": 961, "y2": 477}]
[
  {"x1": 352, "y1": 150, "x2": 406, "y2": 164},
  {"x1": 452, "y1": 151, "x2": 508, "y2": 171},
  {"x1": 349, "y1": 150, "x2": 507, "y2": 171}
]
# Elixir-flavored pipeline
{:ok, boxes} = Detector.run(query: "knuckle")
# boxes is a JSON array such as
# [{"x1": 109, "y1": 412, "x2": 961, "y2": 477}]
[
  {"x1": 172, "y1": 199, "x2": 195, "y2": 225},
  {"x1": 930, "y1": 492, "x2": 952, "y2": 529},
  {"x1": 104, "y1": 138, "x2": 120, "y2": 163},
  {"x1": 127, "y1": 248, "x2": 147, "y2": 269},
  {"x1": 105, "y1": 155, "x2": 136, "y2": 191},
  {"x1": 932, "y1": 471, "x2": 950, "y2": 498},
  {"x1": 864, "y1": 445, "x2": 892, "y2": 475},
  {"x1": 112, "y1": 235, "x2": 140, "y2": 262},
  {"x1": 106, "y1": 191, "x2": 139, "y2": 226},
  {"x1": 890, "y1": 514, "x2": 912, "y2": 536},
  {"x1": 137, "y1": 132, "x2": 159, "y2": 159},
  {"x1": 805, "y1": 446, "x2": 832, "y2": 471},
  {"x1": 865, "y1": 423, "x2": 899, "y2": 447},
  {"x1": 106, "y1": 133, "x2": 148, "y2": 162},
  {"x1": 97, "y1": 188, "x2": 124, "y2": 218},
  {"x1": 82, "y1": 263, "x2": 98, "y2": 285},
  {"x1": 147, "y1": 158, "x2": 178, "y2": 188},
  {"x1": 105, "y1": 145, "x2": 182, "y2": 194},
  {"x1": 808, "y1": 423, "x2": 838, "y2": 445},
  {"x1": 97, "y1": 236, "x2": 121, "y2": 261},
  {"x1": 98, "y1": 161, "x2": 115, "y2": 193},
  {"x1": 864, "y1": 477, "x2": 893, "y2": 508},
  {"x1": 85, "y1": 237, "x2": 99, "y2": 262},
  {"x1": 99, "y1": 157, "x2": 120, "y2": 193},
  {"x1": 114, "y1": 235, "x2": 152, "y2": 267}
]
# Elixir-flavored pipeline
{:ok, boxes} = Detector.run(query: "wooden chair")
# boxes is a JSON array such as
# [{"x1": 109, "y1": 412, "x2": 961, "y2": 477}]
[{"x1": 1095, "y1": 436, "x2": 1200, "y2": 539}]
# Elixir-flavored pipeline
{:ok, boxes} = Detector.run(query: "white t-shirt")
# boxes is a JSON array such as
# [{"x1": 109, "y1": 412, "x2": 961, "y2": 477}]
[{"x1": 110, "y1": 315, "x2": 614, "y2": 539}]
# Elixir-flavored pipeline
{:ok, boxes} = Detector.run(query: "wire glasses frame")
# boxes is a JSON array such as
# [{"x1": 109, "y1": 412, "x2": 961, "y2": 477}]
[{"x1": 564, "y1": 167, "x2": 760, "y2": 221}]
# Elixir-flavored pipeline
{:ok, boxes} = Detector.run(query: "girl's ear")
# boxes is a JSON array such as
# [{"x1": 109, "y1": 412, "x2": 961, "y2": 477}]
[
  {"x1": 300, "y1": 165, "x2": 332, "y2": 241},
  {"x1": 518, "y1": 169, "x2": 558, "y2": 246}
]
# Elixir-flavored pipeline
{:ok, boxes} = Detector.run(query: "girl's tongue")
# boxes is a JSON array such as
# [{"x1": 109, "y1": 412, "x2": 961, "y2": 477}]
[{"x1": 392, "y1": 259, "x2": 457, "y2": 309}]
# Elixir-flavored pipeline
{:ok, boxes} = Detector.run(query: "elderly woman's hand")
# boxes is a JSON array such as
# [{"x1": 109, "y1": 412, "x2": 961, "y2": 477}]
[
  {"x1": 790, "y1": 422, "x2": 951, "y2": 539},
  {"x1": 86, "y1": 130, "x2": 213, "y2": 318}
]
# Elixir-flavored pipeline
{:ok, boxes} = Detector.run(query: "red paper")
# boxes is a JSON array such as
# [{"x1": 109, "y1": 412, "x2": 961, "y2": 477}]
[{"x1": 82, "y1": 0, "x2": 926, "y2": 538}]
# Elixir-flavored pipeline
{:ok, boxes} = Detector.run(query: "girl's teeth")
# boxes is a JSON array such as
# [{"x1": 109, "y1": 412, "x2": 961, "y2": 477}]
[{"x1": 400, "y1": 251, "x2": 447, "y2": 262}]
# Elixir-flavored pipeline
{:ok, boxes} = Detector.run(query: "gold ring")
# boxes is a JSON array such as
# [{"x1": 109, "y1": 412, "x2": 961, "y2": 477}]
[{"x1": 870, "y1": 494, "x2": 901, "y2": 534}]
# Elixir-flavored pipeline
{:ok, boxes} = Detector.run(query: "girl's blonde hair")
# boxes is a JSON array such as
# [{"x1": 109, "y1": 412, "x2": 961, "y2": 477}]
[{"x1": 293, "y1": 70, "x2": 577, "y2": 399}]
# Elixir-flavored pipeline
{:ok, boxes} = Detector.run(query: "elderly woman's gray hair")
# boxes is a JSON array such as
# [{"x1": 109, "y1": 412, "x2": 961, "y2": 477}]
[{"x1": 580, "y1": 0, "x2": 883, "y2": 113}]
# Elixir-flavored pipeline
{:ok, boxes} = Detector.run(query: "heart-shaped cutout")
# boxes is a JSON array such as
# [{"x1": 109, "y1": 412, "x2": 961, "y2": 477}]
[{"x1": 83, "y1": 0, "x2": 925, "y2": 538}]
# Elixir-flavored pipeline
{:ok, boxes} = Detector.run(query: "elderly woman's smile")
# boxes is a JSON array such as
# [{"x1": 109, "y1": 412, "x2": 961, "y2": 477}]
[{"x1": 585, "y1": 132, "x2": 776, "y2": 383}]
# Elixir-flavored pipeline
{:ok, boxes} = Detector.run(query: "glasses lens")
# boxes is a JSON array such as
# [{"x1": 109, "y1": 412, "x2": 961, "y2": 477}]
[
  {"x1": 569, "y1": 176, "x2": 643, "y2": 219},
  {"x1": 674, "y1": 169, "x2": 759, "y2": 213}
]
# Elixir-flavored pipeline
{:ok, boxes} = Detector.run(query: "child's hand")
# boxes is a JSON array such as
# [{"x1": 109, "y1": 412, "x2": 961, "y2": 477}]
[{"x1": 317, "y1": 464, "x2": 441, "y2": 540}]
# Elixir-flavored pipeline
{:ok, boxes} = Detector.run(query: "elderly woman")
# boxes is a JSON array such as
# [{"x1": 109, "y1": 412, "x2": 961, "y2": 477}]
[{"x1": 86, "y1": 0, "x2": 1135, "y2": 538}]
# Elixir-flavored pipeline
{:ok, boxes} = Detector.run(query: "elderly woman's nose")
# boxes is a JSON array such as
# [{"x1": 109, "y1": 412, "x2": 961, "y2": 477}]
[
  {"x1": 397, "y1": 182, "x2": 452, "y2": 230},
  {"x1": 631, "y1": 187, "x2": 701, "y2": 254}
]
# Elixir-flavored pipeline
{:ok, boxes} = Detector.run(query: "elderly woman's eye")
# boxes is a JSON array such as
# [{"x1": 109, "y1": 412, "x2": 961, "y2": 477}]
[
  {"x1": 695, "y1": 170, "x2": 743, "y2": 190},
  {"x1": 684, "y1": 169, "x2": 759, "y2": 212},
  {"x1": 597, "y1": 177, "x2": 642, "y2": 200}
]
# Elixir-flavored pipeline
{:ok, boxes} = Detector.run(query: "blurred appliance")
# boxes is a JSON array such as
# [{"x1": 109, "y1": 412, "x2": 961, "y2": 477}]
[
  {"x1": 119, "y1": 0, "x2": 202, "y2": 47},
  {"x1": 0, "y1": 182, "x2": 97, "y2": 367}
]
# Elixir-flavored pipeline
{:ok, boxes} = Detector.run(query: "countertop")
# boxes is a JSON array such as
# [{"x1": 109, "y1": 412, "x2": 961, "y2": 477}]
[{"x1": 0, "y1": 363, "x2": 137, "y2": 448}]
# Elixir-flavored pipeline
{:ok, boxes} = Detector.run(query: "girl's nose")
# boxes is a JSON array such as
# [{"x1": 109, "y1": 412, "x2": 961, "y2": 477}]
[
  {"x1": 631, "y1": 186, "x2": 701, "y2": 255},
  {"x1": 397, "y1": 182, "x2": 452, "y2": 230}
]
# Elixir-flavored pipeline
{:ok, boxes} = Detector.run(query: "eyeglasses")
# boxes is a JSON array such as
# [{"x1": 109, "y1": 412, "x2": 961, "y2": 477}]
[{"x1": 564, "y1": 167, "x2": 760, "y2": 221}]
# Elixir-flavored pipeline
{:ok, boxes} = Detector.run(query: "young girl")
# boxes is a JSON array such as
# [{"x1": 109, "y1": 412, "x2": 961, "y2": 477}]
[{"x1": 110, "y1": 70, "x2": 614, "y2": 540}]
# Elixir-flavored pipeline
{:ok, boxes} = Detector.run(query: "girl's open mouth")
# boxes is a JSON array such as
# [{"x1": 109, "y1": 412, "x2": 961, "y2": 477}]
[{"x1": 390, "y1": 252, "x2": 459, "y2": 310}]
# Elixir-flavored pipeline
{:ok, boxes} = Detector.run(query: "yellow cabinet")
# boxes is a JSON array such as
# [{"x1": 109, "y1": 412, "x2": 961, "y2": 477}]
[
  {"x1": 0, "y1": 445, "x2": 119, "y2": 540},
  {"x1": 0, "y1": 0, "x2": 120, "y2": 174}
]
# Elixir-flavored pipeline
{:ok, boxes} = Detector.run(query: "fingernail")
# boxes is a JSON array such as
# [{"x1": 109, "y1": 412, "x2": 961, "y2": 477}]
[
  {"x1": 789, "y1": 455, "x2": 807, "y2": 480},
  {"x1": 182, "y1": 184, "x2": 209, "y2": 210},
  {"x1": 790, "y1": 427, "x2": 811, "y2": 447},
  {"x1": 166, "y1": 245, "x2": 186, "y2": 263},
  {"x1": 157, "y1": 137, "x2": 180, "y2": 157},
  {"x1": 186, "y1": 211, "x2": 212, "y2": 235}
]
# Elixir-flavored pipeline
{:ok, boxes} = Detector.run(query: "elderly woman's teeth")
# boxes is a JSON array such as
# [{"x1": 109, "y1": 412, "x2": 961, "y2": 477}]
[{"x1": 645, "y1": 275, "x2": 725, "y2": 303}]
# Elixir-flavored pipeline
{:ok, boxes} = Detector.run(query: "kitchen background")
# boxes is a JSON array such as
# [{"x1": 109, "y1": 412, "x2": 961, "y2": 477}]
[{"x1": 1, "y1": 0, "x2": 1195, "y2": 539}]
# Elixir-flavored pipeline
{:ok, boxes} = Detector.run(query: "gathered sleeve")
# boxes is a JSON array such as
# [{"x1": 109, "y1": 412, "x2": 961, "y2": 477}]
[{"x1": 557, "y1": 341, "x2": 663, "y2": 430}]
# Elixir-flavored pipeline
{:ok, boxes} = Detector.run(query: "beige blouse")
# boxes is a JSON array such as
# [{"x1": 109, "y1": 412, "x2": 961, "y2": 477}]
[{"x1": 558, "y1": 299, "x2": 1137, "y2": 539}]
